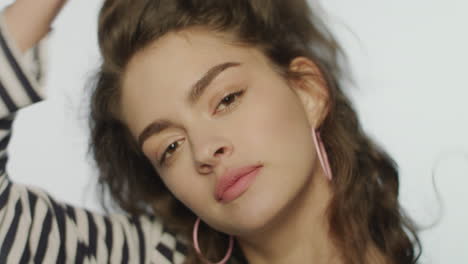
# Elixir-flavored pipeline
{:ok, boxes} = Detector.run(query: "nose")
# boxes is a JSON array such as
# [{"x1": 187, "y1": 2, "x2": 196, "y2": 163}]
[{"x1": 191, "y1": 135, "x2": 233, "y2": 174}]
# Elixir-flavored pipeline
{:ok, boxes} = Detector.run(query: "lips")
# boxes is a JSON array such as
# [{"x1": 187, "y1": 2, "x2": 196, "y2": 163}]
[{"x1": 215, "y1": 164, "x2": 262, "y2": 202}]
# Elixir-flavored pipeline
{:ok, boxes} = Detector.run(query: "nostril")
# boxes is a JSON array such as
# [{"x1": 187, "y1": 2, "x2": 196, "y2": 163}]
[
  {"x1": 214, "y1": 147, "x2": 224, "y2": 156},
  {"x1": 199, "y1": 164, "x2": 211, "y2": 173}
]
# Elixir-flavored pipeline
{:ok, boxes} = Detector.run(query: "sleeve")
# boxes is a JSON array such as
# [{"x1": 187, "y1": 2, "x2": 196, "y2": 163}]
[{"x1": 0, "y1": 9, "x2": 187, "y2": 264}]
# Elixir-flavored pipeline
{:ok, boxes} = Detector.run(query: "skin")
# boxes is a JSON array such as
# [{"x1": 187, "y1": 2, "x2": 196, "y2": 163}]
[
  {"x1": 4, "y1": 0, "x2": 67, "y2": 53},
  {"x1": 120, "y1": 28, "x2": 343, "y2": 264}
]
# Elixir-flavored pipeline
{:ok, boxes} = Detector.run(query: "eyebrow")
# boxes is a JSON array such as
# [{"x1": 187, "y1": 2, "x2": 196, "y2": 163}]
[{"x1": 137, "y1": 61, "x2": 241, "y2": 148}]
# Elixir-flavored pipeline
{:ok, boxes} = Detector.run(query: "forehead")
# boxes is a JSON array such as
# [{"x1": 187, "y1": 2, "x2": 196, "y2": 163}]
[
  {"x1": 120, "y1": 29, "x2": 268, "y2": 136},
  {"x1": 123, "y1": 29, "x2": 263, "y2": 86}
]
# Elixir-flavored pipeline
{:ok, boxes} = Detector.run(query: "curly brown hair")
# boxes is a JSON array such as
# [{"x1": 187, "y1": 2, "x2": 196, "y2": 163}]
[{"x1": 88, "y1": 0, "x2": 422, "y2": 263}]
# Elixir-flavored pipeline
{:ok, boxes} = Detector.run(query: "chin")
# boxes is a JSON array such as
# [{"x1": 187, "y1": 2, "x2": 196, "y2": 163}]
[{"x1": 221, "y1": 189, "x2": 292, "y2": 236}]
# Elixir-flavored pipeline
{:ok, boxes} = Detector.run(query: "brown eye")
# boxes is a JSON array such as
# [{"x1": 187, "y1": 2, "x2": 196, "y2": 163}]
[
  {"x1": 160, "y1": 140, "x2": 181, "y2": 165},
  {"x1": 215, "y1": 90, "x2": 245, "y2": 113},
  {"x1": 222, "y1": 94, "x2": 236, "y2": 104}
]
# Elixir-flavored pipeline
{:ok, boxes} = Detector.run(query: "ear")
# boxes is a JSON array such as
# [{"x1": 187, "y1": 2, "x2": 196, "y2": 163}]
[{"x1": 288, "y1": 57, "x2": 330, "y2": 130}]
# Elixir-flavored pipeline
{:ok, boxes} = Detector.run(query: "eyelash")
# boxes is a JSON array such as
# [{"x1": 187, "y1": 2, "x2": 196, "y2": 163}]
[{"x1": 158, "y1": 89, "x2": 246, "y2": 166}]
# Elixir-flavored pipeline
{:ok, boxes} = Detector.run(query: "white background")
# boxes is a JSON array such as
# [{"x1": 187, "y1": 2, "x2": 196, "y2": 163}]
[{"x1": 2, "y1": 1, "x2": 467, "y2": 263}]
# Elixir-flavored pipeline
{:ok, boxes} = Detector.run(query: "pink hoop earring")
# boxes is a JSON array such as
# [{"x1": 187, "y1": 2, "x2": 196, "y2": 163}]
[
  {"x1": 193, "y1": 217, "x2": 234, "y2": 264},
  {"x1": 312, "y1": 129, "x2": 333, "y2": 180}
]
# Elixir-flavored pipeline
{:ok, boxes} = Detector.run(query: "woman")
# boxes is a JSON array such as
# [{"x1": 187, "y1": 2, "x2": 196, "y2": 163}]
[{"x1": 0, "y1": 0, "x2": 422, "y2": 263}]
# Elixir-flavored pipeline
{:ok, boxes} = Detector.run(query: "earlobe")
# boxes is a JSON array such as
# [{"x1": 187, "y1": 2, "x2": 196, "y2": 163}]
[{"x1": 288, "y1": 57, "x2": 329, "y2": 129}]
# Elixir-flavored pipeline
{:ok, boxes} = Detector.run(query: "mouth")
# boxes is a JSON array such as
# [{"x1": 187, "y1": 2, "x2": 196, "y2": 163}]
[{"x1": 215, "y1": 165, "x2": 263, "y2": 203}]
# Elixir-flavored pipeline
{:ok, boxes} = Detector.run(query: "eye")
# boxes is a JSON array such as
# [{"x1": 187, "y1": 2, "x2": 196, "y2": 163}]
[
  {"x1": 215, "y1": 90, "x2": 245, "y2": 114},
  {"x1": 159, "y1": 139, "x2": 184, "y2": 165}
]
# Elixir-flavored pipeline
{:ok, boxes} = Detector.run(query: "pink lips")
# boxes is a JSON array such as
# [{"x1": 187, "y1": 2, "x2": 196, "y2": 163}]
[{"x1": 215, "y1": 164, "x2": 262, "y2": 203}]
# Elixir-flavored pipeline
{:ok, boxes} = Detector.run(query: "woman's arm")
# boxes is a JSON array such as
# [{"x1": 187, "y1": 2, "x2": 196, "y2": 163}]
[
  {"x1": 4, "y1": 0, "x2": 67, "y2": 53},
  {"x1": 0, "y1": 4, "x2": 187, "y2": 263},
  {"x1": 0, "y1": 0, "x2": 59, "y2": 121}
]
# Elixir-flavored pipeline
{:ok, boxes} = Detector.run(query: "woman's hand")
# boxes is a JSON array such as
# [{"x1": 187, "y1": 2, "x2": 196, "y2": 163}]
[{"x1": 4, "y1": 0, "x2": 68, "y2": 53}]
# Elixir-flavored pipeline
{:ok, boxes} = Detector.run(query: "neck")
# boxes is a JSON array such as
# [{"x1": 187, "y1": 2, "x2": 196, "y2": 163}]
[{"x1": 237, "y1": 171, "x2": 343, "y2": 264}]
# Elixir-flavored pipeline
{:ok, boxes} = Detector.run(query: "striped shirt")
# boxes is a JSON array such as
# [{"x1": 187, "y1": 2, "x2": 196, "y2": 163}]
[{"x1": 0, "y1": 10, "x2": 187, "y2": 264}]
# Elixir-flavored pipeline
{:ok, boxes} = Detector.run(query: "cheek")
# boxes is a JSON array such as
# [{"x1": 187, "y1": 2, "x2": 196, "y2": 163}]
[
  {"x1": 242, "y1": 82, "x2": 313, "y2": 155},
  {"x1": 160, "y1": 162, "x2": 211, "y2": 213},
  {"x1": 236, "y1": 81, "x2": 317, "y2": 198}
]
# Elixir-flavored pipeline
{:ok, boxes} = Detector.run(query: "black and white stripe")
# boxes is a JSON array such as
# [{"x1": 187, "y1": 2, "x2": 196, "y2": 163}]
[{"x1": 0, "y1": 10, "x2": 186, "y2": 263}]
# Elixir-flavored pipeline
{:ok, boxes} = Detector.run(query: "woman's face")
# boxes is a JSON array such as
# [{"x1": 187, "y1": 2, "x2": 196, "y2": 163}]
[{"x1": 120, "y1": 29, "x2": 326, "y2": 236}]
